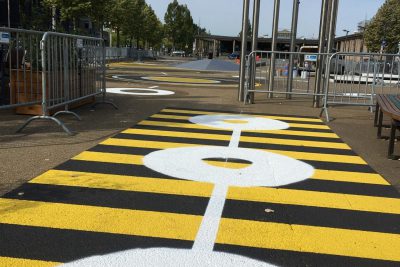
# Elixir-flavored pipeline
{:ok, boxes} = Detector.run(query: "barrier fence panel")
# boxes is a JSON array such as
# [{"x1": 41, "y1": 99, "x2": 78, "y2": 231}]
[
  {"x1": 0, "y1": 28, "x2": 117, "y2": 135},
  {"x1": 105, "y1": 47, "x2": 157, "y2": 61},
  {"x1": 0, "y1": 28, "x2": 45, "y2": 110},
  {"x1": 244, "y1": 51, "x2": 330, "y2": 104},
  {"x1": 322, "y1": 52, "x2": 400, "y2": 121}
]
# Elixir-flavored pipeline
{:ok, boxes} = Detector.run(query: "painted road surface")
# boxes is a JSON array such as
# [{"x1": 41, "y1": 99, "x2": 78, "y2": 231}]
[{"x1": 0, "y1": 108, "x2": 399, "y2": 266}]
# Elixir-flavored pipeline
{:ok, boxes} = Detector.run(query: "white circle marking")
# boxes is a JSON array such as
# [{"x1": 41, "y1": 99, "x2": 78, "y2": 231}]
[{"x1": 107, "y1": 87, "x2": 175, "y2": 96}]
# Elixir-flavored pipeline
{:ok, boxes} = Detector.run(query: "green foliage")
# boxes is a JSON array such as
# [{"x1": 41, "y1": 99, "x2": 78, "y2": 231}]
[
  {"x1": 164, "y1": 0, "x2": 195, "y2": 51},
  {"x1": 19, "y1": 0, "x2": 52, "y2": 30},
  {"x1": 364, "y1": 0, "x2": 400, "y2": 53}
]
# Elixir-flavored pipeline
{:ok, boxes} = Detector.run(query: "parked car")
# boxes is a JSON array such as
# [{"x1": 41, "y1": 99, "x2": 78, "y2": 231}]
[
  {"x1": 171, "y1": 51, "x2": 185, "y2": 57},
  {"x1": 228, "y1": 52, "x2": 241, "y2": 60}
]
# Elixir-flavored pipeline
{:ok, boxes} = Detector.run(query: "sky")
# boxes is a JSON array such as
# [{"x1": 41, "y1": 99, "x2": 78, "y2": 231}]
[{"x1": 145, "y1": 0, "x2": 385, "y2": 38}]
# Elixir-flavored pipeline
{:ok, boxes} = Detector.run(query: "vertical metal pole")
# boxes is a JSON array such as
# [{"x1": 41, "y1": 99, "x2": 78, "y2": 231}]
[
  {"x1": 7, "y1": 0, "x2": 10, "y2": 27},
  {"x1": 238, "y1": 0, "x2": 250, "y2": 101},
  {"x1": 313, "y1": 0, "x2": 329, "y2": 107},
  {"x1": 327, "y1": 0, "x2": 339, "y2": 53},
  {"x1": 249, "y1": 0, "x2": 261, "y2": 103},
  {"x1": 41, "y1": 34, "x2": 48, "y2": 116},
  {"x1": 286, "y1": 0, "x2": 300, "y2": 99},
  {"x1": 268, "y1": 0, "x2": 280, "y2": 98}
]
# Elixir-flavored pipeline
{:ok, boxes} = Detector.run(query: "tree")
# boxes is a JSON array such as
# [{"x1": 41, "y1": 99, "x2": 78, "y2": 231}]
[
  {"x1": 364, "y1": 0, "x2": 400, "y2": 53},
  {"x1": 238, "y1": 19, "x2": 252, "y2": 38},
  {"x1": 164, "y1": 0, "x2": 195, "y2": 51},
  {"x1": 143, "y1": 5, "x2": 163, "y2": 49}
]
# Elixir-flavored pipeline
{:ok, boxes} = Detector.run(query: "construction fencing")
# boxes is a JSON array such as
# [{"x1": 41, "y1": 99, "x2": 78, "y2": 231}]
[
  {"x1": 244, "y1": 50, "x2": 400, "y2": 121},
  {"x1": 0, "y1": 27, "x2": 116, "y2": 135}
]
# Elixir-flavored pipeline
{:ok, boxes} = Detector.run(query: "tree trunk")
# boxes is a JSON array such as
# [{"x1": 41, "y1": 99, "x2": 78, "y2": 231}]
[{"x1": 116, "y1": 28, "x2": 120, "y2": 48}]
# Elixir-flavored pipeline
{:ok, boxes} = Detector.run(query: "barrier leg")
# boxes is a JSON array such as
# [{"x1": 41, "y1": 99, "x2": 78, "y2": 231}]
[
  {"x1": 16, "y1": 116, "x2": 74, "y2": 136},
  {"x1": 53, "y1": 110, "x2": 82, "y2": 121},
  {"x1": 92, "y1": 91, "x2": 118, "y2": 110}
]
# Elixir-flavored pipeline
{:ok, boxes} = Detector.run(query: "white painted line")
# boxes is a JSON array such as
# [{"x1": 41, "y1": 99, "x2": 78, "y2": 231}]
[
  {"x1": 107, "y1": 88, "x2": 174, "y2": 96},
  {"x1": 229, "y1": 129, "x2": 241, "y2": 148},
  {"x1": 148, "y1": 86, "x2": 159, "y2": 89},
  {"x1": 161, "y1": 72, "x2": 167, "y2": 76},
  {"x1": 192, "y1": 184, "x2": 228, "y2": 252}
]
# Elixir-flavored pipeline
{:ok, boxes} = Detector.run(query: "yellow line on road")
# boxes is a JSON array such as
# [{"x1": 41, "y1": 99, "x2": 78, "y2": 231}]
[
  {"x1": 30, "y1": 170, "x2": 214, "y2": 198},
  {"x1": 138, "y1": 120, "x2": 339, "y2": 138},
  {"x1": 216, "y1": 219, "x2": 400, "y2": 262},
  {"x1": 151, "y1": 114, "x2": 329, "y2": 130},
  {"x1": 71, "y1": 151, "x2": 384, "y2": 184},
  {"x1": 227, "y1": 186, "x2": 400, "y2": 214},
  {"x1": 161, "y1": 108, "x2": 324, "y2": 123},
  {"x1": 0, "y1": 198, "x2": 202, "y2": 241},
  {"x1": 98, "y1": 139, "x2": 363, "y2": 164},
  {"x1": 122, "y1": 128, "x2": 349, "y2": 150},
  {"x1": 0, "y1": 257, "x2": 59, "y2": 267}
]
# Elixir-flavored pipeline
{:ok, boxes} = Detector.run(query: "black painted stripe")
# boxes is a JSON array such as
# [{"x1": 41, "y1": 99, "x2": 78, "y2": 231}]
[
  {"x1": 162, "y1": 107, "x2": 320, "y2": 119},
  {"x1": 133, "y1": 124, "x2": 342, "y2": 143},
  {"x1": 54, "y1": 160, "x2": 179, "y2": 180},
  {"x1": 113, "y1": 133, "x2": 354, "y2": 156},
  {"x1": 240, "y1": 141, "x2": 356, "y2": 156},
  {"x1": 304, "y1": 160, "x2": 375, "y2": 173},
  {"x1": 158, "y1": 111, "x2": 326, "y2": 126},
  {"x1": 281, "y1": 179, "x2": 400, "y2": 198},
  {"x1": 114, "y1": 133, "x2": 230, "y2": 147},
  {"x1": 0, "y1": 223, "x2": 192, "y2": 263},
  {"x1": 89, "y1": 145, "x2": 157, "y2": 155},
  {"x1": 144, "y1": 117, "x2": 334, "y2": 133},
  {"x1": 3, "y1": 183, "x2": 209, "y2": 215},
  {"x1": 214, "y1": 243, "x2": 399, "y2": 267},
  {"x1": 204, "y1": 158, "x2": 252, "y2": 164},
  {"x1": 222, "y1": 199, "x2": 400, "y2": 234}
]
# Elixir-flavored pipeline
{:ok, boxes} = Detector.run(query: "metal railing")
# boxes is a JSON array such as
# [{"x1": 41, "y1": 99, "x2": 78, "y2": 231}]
[
  {"x1": 0, "y1": 28, "x2": 44, "y2": 109},
  {"x1": 244, "y1": 51, "x2": 331, "y2": 104},
  {"x1": 321, "y1": 52, "x2": 400, "y2": 121},
  {"x1": 105, "y1": 47, "x2": 157, "y2": 61},
  {"x1": 0, "y1": 27, "x2": 117, "y2": 135}
]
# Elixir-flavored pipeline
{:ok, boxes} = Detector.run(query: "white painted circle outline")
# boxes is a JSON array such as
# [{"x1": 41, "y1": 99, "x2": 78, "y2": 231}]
[
  {"x1": 144, "y1": 146, "x2": 314, "y2": 187},
  {"x1": 141, "y1": 76, "x2": 221, "y2": 84},
  {"x1": 189, "y1": 114, "x2": 290, "y2": 131},
  {"x1": 107, "y1": 87, "x2": 175, "y2": 96},
  {"x1": 62, "y1": 248, "x2": 277, "y2": 267}
]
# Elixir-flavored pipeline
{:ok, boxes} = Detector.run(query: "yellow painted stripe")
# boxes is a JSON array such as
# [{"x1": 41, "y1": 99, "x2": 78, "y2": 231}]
[
  {"x1": 30, "y1": 170, "x2": 214, "y2": 198},
  {"x1": 70, "y1": 150, "x2": 381, "y2": 185},
  {"x1": 241, "y1": 135, "x2": 350, "y2": 150},
  {"x1": 122, "y1": 128, "x2": 349, "y2": 150},
  {"x1": 146, "y1": 76, "x2": 219, "y2": 84},
  {"x1": 138, "y1": 120, "x2": 339, "y2": 139},
  {"x1": 73, "y1": 151, "x2": 143, "y2": 165},
  {"x1": 0, "y1": 198, "x2": 202, "y2": 241},
  {"x1": 0, "y1": 257, "x2": 59, "y2": 267},
  {"x1": 151, "y1": 114, "x2": 328, "y2": 130},
  {"x1": 123, "y1": 128, "x2": 231, "y2": 141},
  {"x1": 99, "y1": 139, "x2": 363, "y2": 164},
  {"x1": 161, "y1": 108, "x2": 323, "y2": 123},
  {"x1": 216, "y1": 219, "x2": 400, "y2": 262},
  {"x1": 312, "y1": 169, "x2": 390, "y2": 185},
  {"x1": 100, "y1": 138, "x2": 197, "y2": 149},
  {"x1": 269, "y1": 150, "x2": 366, "y2": 164},
  {"x1": 227, "y1": 186, "x2": 400, "y2": 214}
]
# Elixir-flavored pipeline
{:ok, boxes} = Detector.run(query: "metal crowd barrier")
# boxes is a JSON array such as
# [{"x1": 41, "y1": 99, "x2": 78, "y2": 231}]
[
  {"x1": 244, "y1": 51, "x2": 331, "y2": 104},
  {"x1": 321, "y1": 52, "x2": 400, "y2": 121},
  {"x1": 105, "y1": 47, "x2": 157, "y2": 61},
  {"x1": 0, "y1": 28, "x2": 44, "y2": 109},
  {"x1": 0, "y1": 27, "x2": 117, "y2": 135}
]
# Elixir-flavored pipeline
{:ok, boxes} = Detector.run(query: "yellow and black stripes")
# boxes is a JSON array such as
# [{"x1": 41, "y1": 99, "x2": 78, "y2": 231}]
[{"x1": 0, "y1": 107, "x2": 399, "y2": 266}]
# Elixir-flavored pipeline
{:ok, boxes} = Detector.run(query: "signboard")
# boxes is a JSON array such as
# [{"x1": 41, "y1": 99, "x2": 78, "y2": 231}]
[
  {"x1": 305, "y1": 54, "x2": 317, "y2": 62},
  {"x1": 0, "y1": 32, "x2": 10, "y2": 44}
]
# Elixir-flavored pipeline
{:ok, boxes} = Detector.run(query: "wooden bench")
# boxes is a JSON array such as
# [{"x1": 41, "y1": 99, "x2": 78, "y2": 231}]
[{"x1": 374, "y1": 94, "x2": 400, "y2": 159}]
